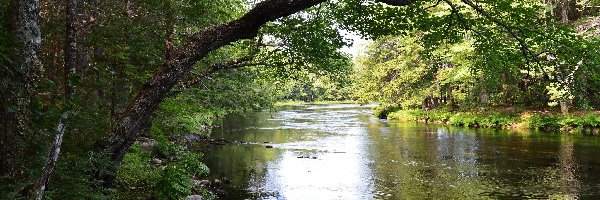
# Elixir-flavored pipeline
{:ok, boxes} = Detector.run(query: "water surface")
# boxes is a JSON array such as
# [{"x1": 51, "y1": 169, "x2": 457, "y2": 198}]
[{"x1": 204, "y1": 104, "x2": 600, "y2": 199}]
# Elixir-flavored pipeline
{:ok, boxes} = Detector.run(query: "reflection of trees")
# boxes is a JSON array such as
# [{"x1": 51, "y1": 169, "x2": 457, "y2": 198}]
[
  {"x1": 557, "y1": 137, "x2": 579, "y2": 198},
  {"x1": 367, "y1": 123, "x2": 484, "y2": 199},
  {"x1": 204, "y1": 144, "x2": 283, "y2": 198}
]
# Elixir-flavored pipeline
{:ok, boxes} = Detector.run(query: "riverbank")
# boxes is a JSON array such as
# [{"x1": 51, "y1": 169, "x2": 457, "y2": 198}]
[{"x1": 379, "y1": 106, "x2": 600, "y2": 134}]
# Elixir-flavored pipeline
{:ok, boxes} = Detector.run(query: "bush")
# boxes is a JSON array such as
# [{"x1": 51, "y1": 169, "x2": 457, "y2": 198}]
[
  {"x1": 479, "y1": 114, "x2": 514, "y2": 128},
  {"x1": 528, "y1": 114, "x2": 560, "y2": 131},
  {"x1": 154, "y1": 165, "x2": 193, "y2": 200},
  {"x1": 386, "y1": 108, "x2": 599, "y2": 134},
  {"x1": 374, "y1": 104, "x2": 401, "y2": 119},
  {"x1": 180, "y1": 152, "x2": 210, "y2": 177},
  {"x1": 117, "y1": 145, "x2": 161, "y2": 199},
  {"x1": 429, "y1": 111, "x2": 451, "y2": 122},
  {"x1": 448, "y1": 113, "x2": 479, "y2": 127}
]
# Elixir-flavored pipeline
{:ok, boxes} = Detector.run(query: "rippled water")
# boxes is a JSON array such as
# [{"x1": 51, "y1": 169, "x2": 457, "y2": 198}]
[{"x1": 203, "y1": 104, "x2": 600, "y2": 199}]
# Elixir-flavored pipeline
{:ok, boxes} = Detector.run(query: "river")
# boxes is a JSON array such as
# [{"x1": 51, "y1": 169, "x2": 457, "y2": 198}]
[{"x1": 203, "y1": 104, "x2": 600, "y2": 199}]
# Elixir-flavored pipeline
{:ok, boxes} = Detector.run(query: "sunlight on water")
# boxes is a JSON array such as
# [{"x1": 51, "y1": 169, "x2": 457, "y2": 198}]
[{"x1": 204, "y1": 104, "x2": 600, "y2": 199}]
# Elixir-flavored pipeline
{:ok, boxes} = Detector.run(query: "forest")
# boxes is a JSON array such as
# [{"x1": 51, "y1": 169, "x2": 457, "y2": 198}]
[{"x1": 1, "y1": 0, "x2": 599, "y2": 199}]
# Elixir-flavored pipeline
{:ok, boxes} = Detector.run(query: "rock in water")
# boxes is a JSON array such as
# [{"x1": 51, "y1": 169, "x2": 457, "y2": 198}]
[{"x1": 185, "y1": 195, "x2": 203, "y2": 200}]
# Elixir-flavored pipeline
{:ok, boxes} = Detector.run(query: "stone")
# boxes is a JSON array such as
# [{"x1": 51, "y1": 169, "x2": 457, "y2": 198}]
[
  {"x1": 192, "y1": 179, "x2": 211, "y2": 187},
  {"x1": 135, "y1": 138, "x2": 157, "y2": 152},
  {"x1": 185, "y1": 195, "x2": 203, "y2": 200},
  {"x1": 151, "y1": 158, "x2": 163, "y2": 164},
  {"x1": 180, "y1": 134, "x2": 205, "y2": 143}
]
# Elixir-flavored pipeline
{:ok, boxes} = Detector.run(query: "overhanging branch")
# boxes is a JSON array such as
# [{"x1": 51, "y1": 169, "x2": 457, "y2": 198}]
[{"x1": 459, "y1": 0, "x2": 533, "y2": 63}]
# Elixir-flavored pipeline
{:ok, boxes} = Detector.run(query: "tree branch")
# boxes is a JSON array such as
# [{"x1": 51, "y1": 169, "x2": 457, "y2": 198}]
[
  {"x1": 459, "y1": 0, "x2": 533, "y2": 63},
  {"x1": 377, "y1": 0, "x2": 413, "y2": 6},
  {"x1": 443, "y1": 0, "x2": 483, "y2": 36}
]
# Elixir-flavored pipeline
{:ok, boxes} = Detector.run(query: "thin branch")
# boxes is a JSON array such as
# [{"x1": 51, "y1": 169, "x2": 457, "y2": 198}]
[
  {"x1": 424, "y1": 0, "x2": 443, "y2": 10},
  {"x1": 443, "y1": 0, "x2": 483, "y2": 36},
  {"x1": 459, "y1": 0, "x2": 533, "y2": 63},
  {"x1": 376, "y1": 0, "x2": 413, "y2": 6}
]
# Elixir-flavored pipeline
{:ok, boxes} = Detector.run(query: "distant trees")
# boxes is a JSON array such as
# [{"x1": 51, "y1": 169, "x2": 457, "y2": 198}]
[{"x1": 352, "y1": 0, "x2": 600, "y2": 111}]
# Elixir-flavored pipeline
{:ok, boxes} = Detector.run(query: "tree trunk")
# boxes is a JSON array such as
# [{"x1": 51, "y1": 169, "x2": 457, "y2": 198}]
[
  {"x1": 32, "y1": 112, "x2": 68, "y2": 200},
  {"x1": 97, "y1": 0, "x2": 330, "y2": 187},
  {"x1": 32, "y1": 0, "x2": 77, "y2": 198},
  {"x1": 0, "y1": 0, "x2": 41, "y2": 181},
  {"x1": 560, "y1": 100, "x2": 570, "y2": 114},
  {"x1": 549, "y1": 0, "x2": 555, "y2": 20},
  {"x1": 561, "y1": 0, "x2": 569, "y2": 23},
  {"x1": 64, "y1": 0, "x2": 77, "y2": 95}
]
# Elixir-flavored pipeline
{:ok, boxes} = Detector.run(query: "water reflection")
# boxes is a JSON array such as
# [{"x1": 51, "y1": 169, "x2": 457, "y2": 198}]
[{"x1": 203, "y1": 104, "x2": 600, "y2": 199}]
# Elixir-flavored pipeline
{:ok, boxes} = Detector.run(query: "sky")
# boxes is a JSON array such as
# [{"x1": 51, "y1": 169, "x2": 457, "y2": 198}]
[{"x1": 339, "y1": 30, "x2": 371, "y2": 58}]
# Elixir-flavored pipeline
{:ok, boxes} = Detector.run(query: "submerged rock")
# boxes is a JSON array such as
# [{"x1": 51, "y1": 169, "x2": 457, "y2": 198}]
[
  {"x1": 265, "y1": 145, "x2": 274, "y2": 148},
  {"x1": 179, "y1": 134, "x2": 208, "y2": 143},
  {"x1": 185, "y1": 195, "x2": 203, "y2": 200}
]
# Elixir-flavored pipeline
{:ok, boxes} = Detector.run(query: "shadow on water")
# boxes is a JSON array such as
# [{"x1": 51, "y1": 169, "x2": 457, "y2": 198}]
[{"x1": 203, "y1": 104, "x2": 600, "y2": 199}]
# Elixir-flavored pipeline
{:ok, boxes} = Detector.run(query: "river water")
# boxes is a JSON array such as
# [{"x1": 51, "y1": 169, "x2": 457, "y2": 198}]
[{"x1": 203, "y1": 104, "x2": 600, "y2": 199}]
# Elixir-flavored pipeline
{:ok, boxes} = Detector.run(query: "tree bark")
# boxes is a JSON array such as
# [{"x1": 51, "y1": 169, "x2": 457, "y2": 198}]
[
  {"x1": 0, "y1": 0, "x2": 41, "y2": 181},
  {"x1": 32, "y1": 112, "x2": 68, "y2": 200},
  {"x1": 550, "y1": 0, "x2": 555, "y2": 20},
  {"x1": 32, "y1": 0, "x2": 77, "y2": 198},
  {"x1": 561, "y1": 0, "x2": 569, "y2": 23},
  {"x1": 64, "y1": 0, "x2": 77, "y2": 95}
]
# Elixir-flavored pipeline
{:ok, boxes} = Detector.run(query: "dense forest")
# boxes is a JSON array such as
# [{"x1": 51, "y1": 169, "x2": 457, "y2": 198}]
[{"x1": 0, "y1": 0, "x2": 599, "y2": 199}]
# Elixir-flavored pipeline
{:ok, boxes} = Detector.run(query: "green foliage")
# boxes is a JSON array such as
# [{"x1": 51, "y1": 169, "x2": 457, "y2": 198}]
[
  {"x1": 374, "y1": 104, "x2": 401, "y2": 119},
  {"x1": 154, "y1": 165, "x2": 193, "y2": 200},
  {"x1": 180, "y1": 152, "x2": 210, "y2": 177},
  {"x1": 351, "y1": 0, "x2": 600, "y2": 111},
  {"x1": 117, "y1": 145, "x2": 161, "y2": 199},
  {"x1": 528, "y1": 114, "x2": 561, "y2": 131},
  {"x1": 45, "y1": 154, "x2": 116, "y2": 199},
  {"x1": 447, "y1": 114, "x2": 480, "y2": 128},
  {"x1": 279, "y1": 71, "x2": 353, "y2": 102},
  {"x1": 352, "y1": 34, "x2": 478, "y2": 108},
  {"x1": 389, "y1": 108, "x2": 600, "y2": 133},
  {"x1": 152, "y1": 151, "x2": 210, "y2": 200}
]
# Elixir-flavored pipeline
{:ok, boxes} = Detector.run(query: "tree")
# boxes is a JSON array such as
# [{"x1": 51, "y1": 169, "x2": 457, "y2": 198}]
[{"x1": 1, "y1": 0, "x2": 41, "y2": 183}]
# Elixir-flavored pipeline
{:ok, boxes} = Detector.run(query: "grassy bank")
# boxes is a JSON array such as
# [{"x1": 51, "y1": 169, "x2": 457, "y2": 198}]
[{"x1": 378, "y1": 106, "x2": 600, "y2": 134}]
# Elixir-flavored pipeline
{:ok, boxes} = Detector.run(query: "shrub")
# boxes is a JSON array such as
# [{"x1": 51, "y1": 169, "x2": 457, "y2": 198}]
[
  {"x1": 374, "y1": 104, "x2": 401, "y2": 119},
  {"x1": 528, "y1": 114, "x2": 560, "y2": 131},
  {"x1": 180, "y1": 152, "x2": 210, "y2": 177},
  {"x1": 479, "y1": 114, "x2": 514, "y2": 128},
  {"x1": 154, "y1": 165, "x2": 193, "y2": 200}
]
